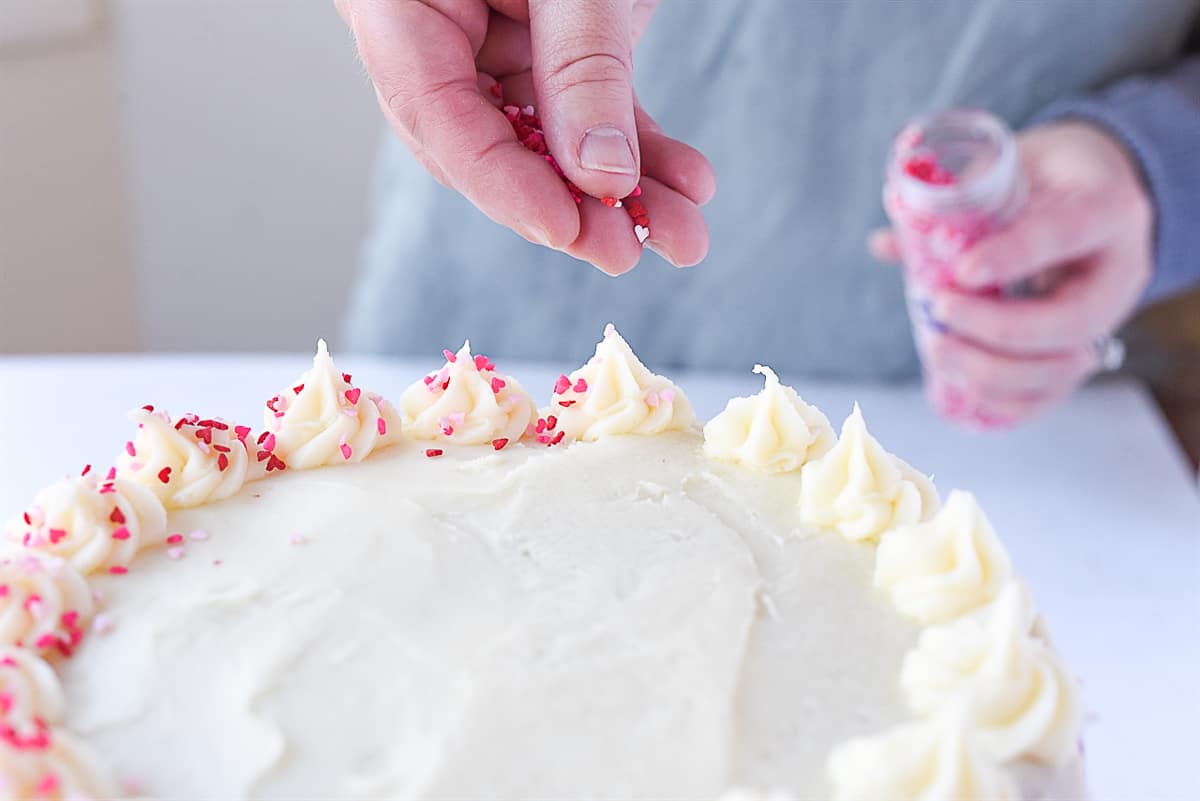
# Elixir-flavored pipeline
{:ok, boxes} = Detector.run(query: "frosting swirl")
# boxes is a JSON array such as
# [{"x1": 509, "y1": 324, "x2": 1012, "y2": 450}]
[
  {"x1": 901, "y1": 582, "x2": 1083, "y2": 764},
  {"x1": 0, "y1": 727, "x2": 117, "y2": 800},
  {"x1": 116, "y1": 409, "x2": 258, "y2": 509},
  {"x1": 398, "y1": 341, "x2": 536, "y2": 445},
  {"x1": 0, "y1": 646, "x2": 66, "y2": 733},
  {"x1": 550, "y1": 324, "x2": 696, "y2": 442},
  {"x1": 827, "y1": 713, "x2": 1018, "y2": 801},
  {"x1": 3, "y1": 475, "x2": 166, "y2": 576},
  {"x1": 266, "y1": 340, "x2": 403, "y2": 470},
  {"x1": 875, "y1": 490, "x2": 1013, "y2": 625},
  {"x1": 798, "y1": 404, "x2": 939, "y2": 541},
  {"x1": 703, "y1": 365, "x2": 835, "y2": 473},
  {"x1": 0, "y1": 552, "x2": 94, "y2": 658}
]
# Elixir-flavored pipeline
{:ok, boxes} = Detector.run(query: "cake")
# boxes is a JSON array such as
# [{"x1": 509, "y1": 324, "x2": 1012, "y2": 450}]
[{"x1": 0, "y1": 326, "x2": 1085, "y2": 799}]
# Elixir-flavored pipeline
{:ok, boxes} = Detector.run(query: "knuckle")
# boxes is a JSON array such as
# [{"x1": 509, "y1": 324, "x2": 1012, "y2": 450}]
[{"x1": 540, "y1": 50, "x2": 631, "y2": 101}]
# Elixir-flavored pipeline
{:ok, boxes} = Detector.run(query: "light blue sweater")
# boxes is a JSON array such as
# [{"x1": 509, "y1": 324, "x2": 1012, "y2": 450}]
[{"x1": 346, "y1": 1, "x2": 1200, "y2": 379}]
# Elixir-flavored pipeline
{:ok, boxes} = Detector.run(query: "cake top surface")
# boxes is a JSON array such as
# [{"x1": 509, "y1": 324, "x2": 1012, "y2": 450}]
[{"x1": 0, "y1": 328, "x2": 1083, "y2": 800}]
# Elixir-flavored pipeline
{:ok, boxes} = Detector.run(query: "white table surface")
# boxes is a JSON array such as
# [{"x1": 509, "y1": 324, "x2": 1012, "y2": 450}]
[{"x1": 1, "y1": 353, "x2": 1197, "y2": 800}]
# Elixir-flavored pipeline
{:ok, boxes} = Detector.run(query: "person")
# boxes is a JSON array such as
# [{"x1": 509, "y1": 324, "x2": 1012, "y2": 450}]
[{"x1": 334, "y1": 0, "x2": 1200, "y2": 426}]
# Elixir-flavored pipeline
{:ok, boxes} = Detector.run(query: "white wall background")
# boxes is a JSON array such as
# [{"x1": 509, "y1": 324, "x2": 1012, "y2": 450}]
[{"x1": 1, "y1": 0, "x2": 382, "y2": 353}]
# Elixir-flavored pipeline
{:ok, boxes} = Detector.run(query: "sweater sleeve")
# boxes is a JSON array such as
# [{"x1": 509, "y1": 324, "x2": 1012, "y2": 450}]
[{"x1": 1034, "y1": 57, "x2": 1200, "y2": 305}]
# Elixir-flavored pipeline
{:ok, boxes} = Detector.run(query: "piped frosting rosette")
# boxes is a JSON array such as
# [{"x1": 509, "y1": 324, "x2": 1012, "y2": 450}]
[
  {"x1": 703, "y1": 364, "x2": 835, "y2": 473},
  {"x1": 0, "y1": 646, "x2": 66, "y2": 732},
  {"x1": 0, "y1": 727, "x2": 118, "y2": 800},
  {"x1": 827, "y1": 709, "x2": 1019, "y2": 801},
  {"x1": 0, "y1": 552, "x2": 94, "y2": 659},
  {"x1": 264, "y1": 340, "x2": 402, "y2": 470},
  {"x1": 3, "y1": 472, "x2": 166, "y2": 576},
  {"x1": 900, "y1": 581, "x2": 1083, "y2": 764},
  {"x1": 548, "y1": 324, "x2": 696, "y2": 443},
  {"x1": 798, "y1": 404, "x2": 939, "y2": 541},
  {"x1": 398, "y1": 341, "x2": 536, "y2": 447},
  {"x1": 874, "y1": 490, "x2": 1013, "y2": 625},
  {"x1": 116, "y1": 408, "x2": 259, "y2": 509}
]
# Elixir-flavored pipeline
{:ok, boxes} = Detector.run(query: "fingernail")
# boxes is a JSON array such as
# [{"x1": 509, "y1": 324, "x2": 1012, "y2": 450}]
[
  {"x1": 579, "y1": 127, "x2": 636, "y2": 175},
  {"x1": 521, "y1": 224, "x2": 553, "y2": 248}
]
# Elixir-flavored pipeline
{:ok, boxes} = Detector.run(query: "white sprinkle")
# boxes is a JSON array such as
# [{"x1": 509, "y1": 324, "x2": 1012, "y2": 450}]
[
  {"x1": 92, "y1": 613, "x2": 115, "y2": 635},
  {"x1": 288, "y1": 534, "x2": 307, "y2": 546},
  {"x1": 128, "y1": 461, "x2": 144, "y2": 472},
  {"x1": 166, "y1": 546, "x2": 186, "y2": 560},
  {"x1": 634, "y1": 224, "x2": 650, "y2": 244},
  {"x1": 188, "y1": 529, "x2": 209, "y2": 542}
]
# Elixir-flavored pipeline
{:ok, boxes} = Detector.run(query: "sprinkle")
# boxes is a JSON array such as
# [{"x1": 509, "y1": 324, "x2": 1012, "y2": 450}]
[
  {"x1": 24, "y1": 595, "x2": 43, "y2": 615},
  {"x1": 492, "y1": 438, "x2": 509, "y2": 450},
  {"x1": 558, "y1": 400, "x2": 577, "y2": 407},
  {"x1": 124, "y1": 441, "x2": 136, "y2": 457},
  {"x1": 166, "y1": 534, "x2": 183, "y2": 544},
  {"x1": 554, "y1": 374, "x2": 571, "y2": 395},
  {"x1": 213, "y1": 560, "x2": 222, "y2": 566},
  {"x1": 265, "y1": 454, "x2": 286, "y2": 472},
  {"x1": 491, "y1": 377, "x2": 506, "y2": 393},
  {"x1": 340, "y1": 443, "x2": 352, "y2": 460},
  {"x1": 217, "y1": 453, "x2": 230, "y2": 472},
  {"x1": 263, "y1": 432, "x2": 277, "y2": 453},
  {"x1": 377, "y1": 418, "x2": 387, "y2": 436},
  {"x1": 167, "y1": 546, "x2": 185, "y2": 560},
  {"x1": 110, "y1": 508, "x2": 125, "y2": 524},
  {"x1": 342, "y1": 372, "x2": 353, "y2": 383},
  {"x1": 93, "y1": 614, "x2": 114, "y2": 635},
  {"x1": 127, "y1": 461, "x2": 144, "y2": 472},
  {"x1": 292, "y1": 383, "x2": 305, "y2": 394},
  {"x1": 80, "y1": 464, "x2": 91, "y2": 477},
  {"x1": 288, "y1": 533, "x2": 307, "y2": 546},
  {"x1": 630, "y1": 185, "x2": 642, "y2": 198},
  {"x1": 46, "y1": 528, "x2": 67, "y2": 545},
  {"x1": 646, "y1": 391, "x2": 660, "y2": 408},
  {"x1": 141, "y1": 404, "x2": 155, "y2": 412},
  {"x1": 234, "y1": 425, "x2": 252, "y2": 442},
  {"x1": 535, "y1": 418, "x2": 547, "y2": 434},
  {"x1": 108, "y1": 566, "x2": 128, "y2": 575},
  {"x1": 573, "y1": 378, "x2": 588, "y2": 393},
  {"x1": 549, "y1": 430, "x2": 566, "y2": 446},
  {"x1": 474, "y1": 354, "x2": 495, "y2": 372},
  {"x1": 344, "y1": 388, "x2": 362, "y2": 405},
  {"x1": 157, "y1": 467, "x2": 172, "y2": 484},
  {"x1": 105, "y1": 467, "x2": 116, "y2": 482},
  {"x1": 489, "y1": 81, "x2": 503, "y2": 98},
  {"x1": 257, "y1": 450, "x2": 270, "y2": 462},
  {"x1": 188, "y1": 529, "x2": 209, "y2": 541},
  {"x1": 111, "y1": 526, "x2": 131, "y2": 541},
  {"x1": 443, "y1": 348, "x2": 457, "y2": 363},
  {"x1": 546, "y1": 415, "x2": 558, "y2": 430},
  {"x1": 660, "y1": 388, "x2": 675, "y2": 403},
  {"x1": 425, "y1": 449, "x2": 444, "y2": 458},
  {"x1": 601, "y1": 196, "x2": 622, "y2": 208}
]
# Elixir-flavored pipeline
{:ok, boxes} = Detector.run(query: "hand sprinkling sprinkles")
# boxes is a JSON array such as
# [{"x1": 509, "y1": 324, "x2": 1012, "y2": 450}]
[{"x1": 493, "y1": 83, "x2": 650, "y2": 245}]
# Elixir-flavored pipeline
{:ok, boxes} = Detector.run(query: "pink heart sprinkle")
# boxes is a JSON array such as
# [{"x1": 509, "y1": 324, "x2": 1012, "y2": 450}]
[
  {"x1": 573, "y1": 378, "x2": 588, "y2": 393},
  {"x1": 167, "y1": 546, "x2": 185, "y2": 560},
  {"x1": 288, "y1": 533, "x2": 307, "y2": 546},
  {"x1": 491, "y1": 377, "x2": 506, "y2": 393},
  {"x1": 340, "y1": 443, "x2": 352, "y2": 460},
  {"x1": 344, "y1": 388, "x2": 362, "y2": 405},
  {"x1": 188, "y1": 529, "x2": 209, "y2": 542},
  {"x1": 554, "y1": 374, "x2": 571, "y2": 395},
  {"x1": 124, "y1": 441, "x2": 136, "y2": 457},
  {"x1": 92, "y1": 613, "x2": 114, "y2": 635},
  {"x1": 377, "y1": 418, "x2": 387, "y2": 436}
]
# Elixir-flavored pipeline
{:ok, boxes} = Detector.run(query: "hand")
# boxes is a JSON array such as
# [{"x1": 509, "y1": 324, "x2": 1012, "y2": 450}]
[
  {"x1": 869, "y1": 121, "x2": 1154, "y2": 425},
  {"x1": 336, "y1": 0, "x2": 715, "y2": 274}
]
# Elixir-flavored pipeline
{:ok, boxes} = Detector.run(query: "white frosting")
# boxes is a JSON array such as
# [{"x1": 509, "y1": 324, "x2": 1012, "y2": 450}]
[
  {"x1": 58, "y1": 432, "x2": 931, "y2": 798},
  {"x1": 397, "y1": 341, "x2": 536, "y2": 445},
  {"x1": 0, "y1": 552, "x2": 94, "y2": 659},
  {"x1": 798, "y1": 405, "x2": 939, "y2": 542},
  {"x1": 875, "y1": 490, "x2": 1013, "y2": 625},
  {"x1": 550, "y1": 324, "x2": 696, "y2": 442},
  {"x1": 703, "y1": 365, "x2": 835, "y2": 473},
  {"x1": 0, "y1": 728, "x2": 117, "y2": 800},
  {"x1": 2, "y1": 475, "x2": 166, "y2": 576},
  {"x1": 266, "y1": 340, "x2": 403, "y2": 470},
  {"x1": 901, "y1": 582, "x2": 1083, "y2": 764},
  {"x1": 0, "y1": 645, "x2": 66, "y2": 727},
  {"x1": 827, "y1": 713, "x2": 1019, "y2": 801},
  {"x1": 116, "y1": 409, "x2": 257, "y2": 509}
]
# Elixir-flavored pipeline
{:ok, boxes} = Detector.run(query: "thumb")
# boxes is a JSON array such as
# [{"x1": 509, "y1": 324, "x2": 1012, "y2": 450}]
[
  {"x1": 530, "y1": 0, "x2": 640, "y2": 200},
  {"x1": 954, "y1": 192, "x2": 1113, "y2": 290}
]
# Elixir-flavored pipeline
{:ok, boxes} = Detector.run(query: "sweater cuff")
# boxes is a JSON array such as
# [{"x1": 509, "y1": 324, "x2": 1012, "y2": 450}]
[{"x1": 1033, "y1": 61, "x2": 1200, "y2": 305}]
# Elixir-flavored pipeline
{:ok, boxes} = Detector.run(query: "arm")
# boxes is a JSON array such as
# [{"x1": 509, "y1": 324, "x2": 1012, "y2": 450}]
[{"x1": 1035, "y1": 56, "x2": 1200, "y2": 303}]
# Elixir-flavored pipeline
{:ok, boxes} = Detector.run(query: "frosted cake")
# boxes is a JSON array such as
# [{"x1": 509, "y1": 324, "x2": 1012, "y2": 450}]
[{"x1": 0, "y1": 326, "x2": 1084, "y2": 799}]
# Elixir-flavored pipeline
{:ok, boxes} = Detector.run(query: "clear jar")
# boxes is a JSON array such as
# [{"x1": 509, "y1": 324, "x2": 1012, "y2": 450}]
[{"x1": 884, "y1": 108, "x2": 1027, "y2": 427}]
